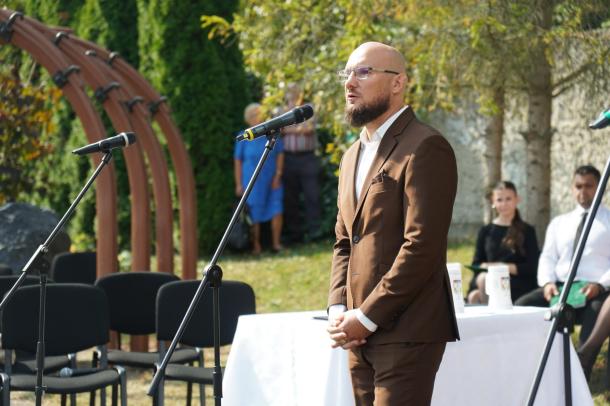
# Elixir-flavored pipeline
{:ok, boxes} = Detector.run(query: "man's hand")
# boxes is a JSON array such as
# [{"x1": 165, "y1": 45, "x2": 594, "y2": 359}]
[
  {"x1": 543, "y1": 283, "x2": 559, "y2": 302},
  {"x1": 327, "y1": 311, "x2": 370, "y2": 350},
  {"x1": 581, "y1": 283, "x2": 604, "y2": 300}
]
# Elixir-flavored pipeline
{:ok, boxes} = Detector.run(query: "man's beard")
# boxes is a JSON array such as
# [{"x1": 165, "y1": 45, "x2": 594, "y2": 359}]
[{"x1": 345, "y1": 93, "x2": 390, "y2": 127}]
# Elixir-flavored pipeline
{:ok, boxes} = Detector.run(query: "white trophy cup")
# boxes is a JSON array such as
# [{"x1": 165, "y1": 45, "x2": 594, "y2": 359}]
[
  {"x1": 447, "y1": 263, "x2": 465, "y2": 313},
  {"x1": 486, "y1": 264, "x2": 513, "y2": 310}
]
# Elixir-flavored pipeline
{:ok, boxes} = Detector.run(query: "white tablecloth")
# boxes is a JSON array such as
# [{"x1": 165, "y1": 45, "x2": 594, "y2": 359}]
[{"x1": 222, "y1": 306, "x2": 592, "y2": 406}]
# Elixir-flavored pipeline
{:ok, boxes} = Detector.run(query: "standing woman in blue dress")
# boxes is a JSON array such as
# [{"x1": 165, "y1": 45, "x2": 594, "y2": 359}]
[{"x1": 234, "y1": 103, "x2": 284, "y2": 254}]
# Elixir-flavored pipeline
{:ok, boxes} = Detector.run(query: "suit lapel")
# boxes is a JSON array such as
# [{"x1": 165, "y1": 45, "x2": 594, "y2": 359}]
[{"x1": 352, "y1": 107, "x2": 415, "y2": 222}]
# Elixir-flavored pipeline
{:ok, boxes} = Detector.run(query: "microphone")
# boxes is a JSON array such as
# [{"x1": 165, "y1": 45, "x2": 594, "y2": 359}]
[
  {"x1": 72, "y1": 132, "x2": 136, "y2": 155},
  {"x1": 589, "y1": 108, "x2": 610, "y2": 130},
  {"x1": 236, "y1": 104, "x2": 314, "y2": 142}
]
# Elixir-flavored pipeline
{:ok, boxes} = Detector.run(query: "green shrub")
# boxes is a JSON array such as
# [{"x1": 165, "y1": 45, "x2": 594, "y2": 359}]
[{"x1": 138, "y1": 0, "x2": 250, "y2": 253}]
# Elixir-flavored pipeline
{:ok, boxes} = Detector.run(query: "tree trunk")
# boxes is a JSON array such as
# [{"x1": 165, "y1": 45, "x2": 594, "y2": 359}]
[
  {"x1": 523, "y1": 2, "x2": 553, "y2": 244},
  {"x1": 482, "y1": 87, "x2": 505, "y2": 223}
]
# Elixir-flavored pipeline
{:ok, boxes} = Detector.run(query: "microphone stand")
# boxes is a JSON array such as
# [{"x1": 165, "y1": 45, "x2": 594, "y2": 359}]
[
  {"x1": 0, "y1": 151, "x2": 114, "y2": 406},
  {"x1": 526, "y1": 152, "x2": 610, "y2": 406},
  {"x1": 148, "y1": 129, "x2": 281, "y2": 405}
]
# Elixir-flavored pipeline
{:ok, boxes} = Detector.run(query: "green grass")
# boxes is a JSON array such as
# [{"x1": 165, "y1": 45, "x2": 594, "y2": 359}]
[
  {"x1": 218, "y1": 238, "x2": 476, "y2": 313},
  {"x1": 11, "y1": 239, "x2": 610, "y2": 404}
]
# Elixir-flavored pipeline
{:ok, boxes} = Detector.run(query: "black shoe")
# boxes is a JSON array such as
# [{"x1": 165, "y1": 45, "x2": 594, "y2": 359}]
[{"x1": 577, "y1": 349, "x2": 595, "y2": 381}]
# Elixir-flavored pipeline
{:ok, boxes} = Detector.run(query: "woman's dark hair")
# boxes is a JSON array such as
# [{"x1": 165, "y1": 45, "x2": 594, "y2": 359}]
[{"x1": 492, "y1": 181, "x2": 526, "y2": 255}]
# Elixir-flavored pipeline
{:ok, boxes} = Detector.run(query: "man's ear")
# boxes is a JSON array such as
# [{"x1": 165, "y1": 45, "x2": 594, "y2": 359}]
[{"x1": 392, "y1": 73, "x2": 407, "y2": 95}]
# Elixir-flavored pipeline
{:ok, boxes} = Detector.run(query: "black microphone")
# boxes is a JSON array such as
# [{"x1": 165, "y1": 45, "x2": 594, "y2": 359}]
[
  {"x1": 236, "y1": 104, "x2": 314, "y2": 142},
  {"x1": 72, "y1": 132, "x2": 136, "y2": 155},
  {"x1": 589, "y1": 108, "x2": 610, "y2": 130}
]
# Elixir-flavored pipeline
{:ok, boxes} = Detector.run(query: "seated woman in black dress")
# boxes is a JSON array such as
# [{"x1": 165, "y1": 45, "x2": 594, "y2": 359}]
[{"x1": 468, "y1": 181, "x2": 540, "y2": 304}]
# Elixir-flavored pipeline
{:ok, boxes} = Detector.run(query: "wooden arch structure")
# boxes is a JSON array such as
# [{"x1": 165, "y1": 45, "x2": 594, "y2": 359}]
[{"x1": 0, "y1": 10, "x2": 198, "y2": 280}]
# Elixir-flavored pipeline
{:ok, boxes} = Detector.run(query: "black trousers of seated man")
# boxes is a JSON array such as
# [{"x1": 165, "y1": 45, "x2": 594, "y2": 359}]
[{"x1": 515, "y1": 284, "x2": 610, "y2": 345}]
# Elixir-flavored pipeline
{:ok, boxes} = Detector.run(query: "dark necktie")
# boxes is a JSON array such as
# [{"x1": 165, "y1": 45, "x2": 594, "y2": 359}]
[{"x1": 572, "y1": 212, "x2": 588, "y2": 258}]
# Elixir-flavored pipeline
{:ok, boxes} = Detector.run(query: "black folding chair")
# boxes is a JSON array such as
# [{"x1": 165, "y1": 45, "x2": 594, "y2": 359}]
[
  {"x1": 0, "y1": 283, "x2": 126, "y2": 405},
  {"x1": 155, "y1": 280, "x2": 256, "y2": 405},
  {"x1": 94, "y1": 271, "x2": 202, "y2": 369},
  {"x1": 0, "y1": 275, "x2": 72, "y2": 375},
  {"x1": 50, "y1": 251, "x2": 97, "y2": 285}
]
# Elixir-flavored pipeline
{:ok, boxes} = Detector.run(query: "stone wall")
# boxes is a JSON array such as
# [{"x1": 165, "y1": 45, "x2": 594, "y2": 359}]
[{"x1": 429, "y1": 82, "x2": 608, "y2": 243}]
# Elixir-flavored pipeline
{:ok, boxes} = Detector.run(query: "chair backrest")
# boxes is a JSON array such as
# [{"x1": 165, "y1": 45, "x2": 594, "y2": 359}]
[
  {"x1": 1, "y1": 283, "x2": 110, "y2": 356},
  {"x1": 95, "y1": 271, "x2": 180, "y2": 335},
  {"x1": 0, "y1": 275, "x2": 41, "y2": 301},
  {"x1": 156, "y1": 280, "x2": 256, "y2": 347},
  {"x1": 50, "y1": 251, "x2": 97, "y2": 285},
  {"x1": 0, "y1": 265, "x2": 12, "y2": 276}
]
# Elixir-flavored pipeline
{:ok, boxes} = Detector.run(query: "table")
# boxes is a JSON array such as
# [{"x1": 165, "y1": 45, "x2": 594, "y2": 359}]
[{"x1": 222, "y1": 307, "x2": 592, "y2": 406}]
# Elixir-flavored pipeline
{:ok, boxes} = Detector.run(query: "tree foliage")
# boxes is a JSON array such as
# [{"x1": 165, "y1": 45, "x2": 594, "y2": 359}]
[
  {"x1": 210, "y1": 0, "x2": 610, "y2": 234},
  {"x1": 0, "y1": 58, "x2": 61, "y2": 205},
  {"x1": 139, "y1": 0, "x2": 251, "y2": 252}
]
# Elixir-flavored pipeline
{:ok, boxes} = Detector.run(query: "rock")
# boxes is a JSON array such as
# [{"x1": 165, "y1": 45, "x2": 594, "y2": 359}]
[{"x1": 0, "y1": 203, "x2": 71, "y2": 274}]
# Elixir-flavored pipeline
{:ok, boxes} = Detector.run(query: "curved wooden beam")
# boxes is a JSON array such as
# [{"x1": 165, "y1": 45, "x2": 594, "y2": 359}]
[
  {"x1": 22, "y1": 16, "x2": 155, "y2": 352},
  {"x1": 0, "y1": 10, "x2": 119, "y2": 278},
  {"x1": 70, "y1": 43, "x2": 175, "y2": 275},
  {"x1": 24, "y1": 17, "x2": 153, "y2": 273},
  {"x1": 78, "y1": 41, "x2": 199, "y2": 279}
]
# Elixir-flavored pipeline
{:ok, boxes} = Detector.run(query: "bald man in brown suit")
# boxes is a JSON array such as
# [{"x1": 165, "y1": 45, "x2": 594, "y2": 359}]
[{"x1": 327, "y1": 42, "x2": 459, "y2": 406}]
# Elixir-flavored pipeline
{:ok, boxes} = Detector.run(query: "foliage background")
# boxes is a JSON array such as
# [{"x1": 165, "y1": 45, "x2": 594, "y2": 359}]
[{"x1": 1, "y1": 0, "x2": 256, "y2": 253}]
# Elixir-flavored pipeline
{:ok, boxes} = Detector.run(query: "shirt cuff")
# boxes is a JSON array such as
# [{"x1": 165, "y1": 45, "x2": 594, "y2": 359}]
[
  {"x1": 355, "y1": 308, "x2": 378, "y2": 332},
  {"x1": 328, "y1": 304, "x2": 347, "y2": 325}
]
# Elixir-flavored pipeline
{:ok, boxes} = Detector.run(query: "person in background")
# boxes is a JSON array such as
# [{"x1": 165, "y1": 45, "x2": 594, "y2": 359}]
[
  {"x1": 516, "y1": 165, "x2": 610, "y2": 365},
  {"x1": 281, "y1": 83, "x2": 322, "y2": 244},
  {"x1": 467, "y1": 181, "x2": 539, "y2": 304},
  {"x1": 234, "y1": 103, "x2": 284, "y2": 254}
]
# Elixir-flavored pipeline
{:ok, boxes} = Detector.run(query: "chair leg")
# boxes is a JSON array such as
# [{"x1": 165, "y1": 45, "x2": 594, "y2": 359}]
[
  {"x1": 112, "y1": 383, "x2": 118, "y2": 406},
  {"x1": 91, "y1": 349, "x2": 99, "y2": 406},
  {"x1": 0, "y1": 373, "x2": 10, "y2": 406},
  {"x1": 187, "y1": 381, "x2": 193, "y2": 406},
  {"x1": 61, "y1": 394, "x2": 67, "y2": 406},
  {"x1": 158, "y1": 378, "x2": 164, "y2": 406},
  {"x1": 198, "y1": 351, "x2": 205, "y2": 406},
  {"x1": 115, "y1": 366, "x2": 127, "y2": 406}
]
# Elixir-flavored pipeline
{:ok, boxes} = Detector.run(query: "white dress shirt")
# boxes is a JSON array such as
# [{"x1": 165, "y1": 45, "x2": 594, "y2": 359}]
[
  {"x1": 538, "y1": 204, "x2": 610, "y2": 288},
  {"x1": 330, "y1": 106, "x2": 408, "y2": 332}
]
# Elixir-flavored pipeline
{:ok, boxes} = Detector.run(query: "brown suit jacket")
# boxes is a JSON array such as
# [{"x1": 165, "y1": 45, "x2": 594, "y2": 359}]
[{"x1": 328, "y1": 106, "x2": 460, "y2": 344}]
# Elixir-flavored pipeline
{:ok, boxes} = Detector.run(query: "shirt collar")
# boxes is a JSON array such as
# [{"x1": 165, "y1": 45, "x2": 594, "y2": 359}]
[
  {"x1": 574, "y1": 205, "x2": 589, "y2": 215},
  {"x1": 359, "y1": 105, "x2": 408, "y2": 145}
]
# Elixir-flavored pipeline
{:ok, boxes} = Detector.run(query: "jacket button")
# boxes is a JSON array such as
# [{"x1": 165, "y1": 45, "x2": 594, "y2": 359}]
[{"x1": 352, "y1": 235, "x2": 360, "y2": 244}]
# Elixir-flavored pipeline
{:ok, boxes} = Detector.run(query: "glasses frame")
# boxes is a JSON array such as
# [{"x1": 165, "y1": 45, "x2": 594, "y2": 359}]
[{"x1": 337, "y1": 66, "x2": 400, "y2": 82}]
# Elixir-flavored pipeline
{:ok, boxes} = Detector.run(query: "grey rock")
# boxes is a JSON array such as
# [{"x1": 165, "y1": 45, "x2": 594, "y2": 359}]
[{"x1": 0, "y1": 203, "x2": 71, "y2": 274}]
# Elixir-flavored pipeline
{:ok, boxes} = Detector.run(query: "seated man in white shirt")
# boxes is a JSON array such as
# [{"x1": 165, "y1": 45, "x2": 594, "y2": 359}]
[{"x1": 516, "y1": 165, "x2": 610, "y2": 347}]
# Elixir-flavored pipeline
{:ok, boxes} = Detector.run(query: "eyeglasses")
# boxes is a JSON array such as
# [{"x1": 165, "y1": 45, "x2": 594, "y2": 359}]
[{"x1": 337, "y1": 66, "x2": 400, "y2": 82}]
